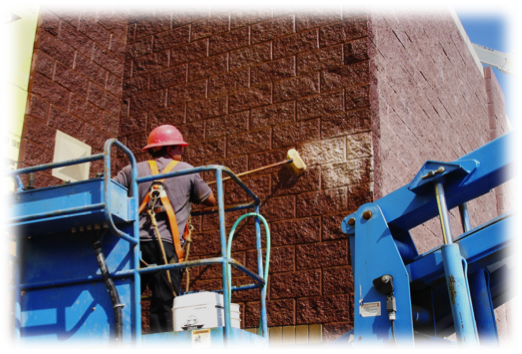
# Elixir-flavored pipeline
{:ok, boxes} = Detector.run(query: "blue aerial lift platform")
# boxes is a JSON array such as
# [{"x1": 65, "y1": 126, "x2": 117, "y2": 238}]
[
  {"x1": 8, "y1": 139, "x2": 269, "y2": 347},
  {"x1": 337, "y1": 131, "x2": 515, "y2": 347}
]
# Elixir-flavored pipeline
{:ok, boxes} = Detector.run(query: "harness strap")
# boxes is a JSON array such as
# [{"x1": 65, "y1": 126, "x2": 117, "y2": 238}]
[{"x1": 138, "y1": 160, "x2": 185, "y2": 262}]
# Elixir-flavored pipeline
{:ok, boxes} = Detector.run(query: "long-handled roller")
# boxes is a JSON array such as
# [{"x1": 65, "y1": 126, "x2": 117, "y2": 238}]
[{"x1": 207, "y1": 148, "x2": 306, "y2": 185}]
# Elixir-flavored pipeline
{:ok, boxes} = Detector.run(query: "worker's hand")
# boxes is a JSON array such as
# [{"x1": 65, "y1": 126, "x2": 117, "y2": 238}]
[{"x1": 201, "y1": 192, "x2": 217, "y2": 206}]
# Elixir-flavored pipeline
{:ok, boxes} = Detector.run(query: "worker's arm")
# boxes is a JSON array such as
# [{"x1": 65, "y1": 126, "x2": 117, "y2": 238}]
[{"x1": 200, "y1": 192, "x2": 217, "y2": 206}]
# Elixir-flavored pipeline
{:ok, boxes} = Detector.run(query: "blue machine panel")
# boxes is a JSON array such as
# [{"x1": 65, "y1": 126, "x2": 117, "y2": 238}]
[{"x1": 11, "y1": 179, "x2": 132, "y2": 237}]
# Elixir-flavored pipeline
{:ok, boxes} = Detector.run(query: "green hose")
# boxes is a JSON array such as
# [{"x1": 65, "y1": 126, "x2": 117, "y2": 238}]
[{"x1": 226, "y1": 212, "x2": 270, "y2": 335}]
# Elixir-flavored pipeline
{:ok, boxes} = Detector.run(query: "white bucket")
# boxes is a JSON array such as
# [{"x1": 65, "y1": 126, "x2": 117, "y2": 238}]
[{"x1": 173, "y1": 292, "x2": 240, "y2": 331}]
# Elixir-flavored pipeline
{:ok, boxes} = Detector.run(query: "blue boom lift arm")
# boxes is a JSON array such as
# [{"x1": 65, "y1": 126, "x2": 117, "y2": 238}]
[{"x1": 338, "y1": 131, "x2": 515, "y2": 347}]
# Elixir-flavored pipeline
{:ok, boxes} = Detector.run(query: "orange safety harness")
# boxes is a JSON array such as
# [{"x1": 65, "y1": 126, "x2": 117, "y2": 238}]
[{"x1": 138, "y1": 160, "x2": 189, "y2": 263}]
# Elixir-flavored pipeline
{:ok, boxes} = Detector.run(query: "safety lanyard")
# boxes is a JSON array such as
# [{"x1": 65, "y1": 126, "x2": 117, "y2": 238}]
[{"x1": 138, "y1": 160, "x2": 185, "y2": 262}]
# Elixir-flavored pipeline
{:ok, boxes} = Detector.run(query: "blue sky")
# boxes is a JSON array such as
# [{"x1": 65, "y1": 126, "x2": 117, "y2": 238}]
[{"x1": 455, "y1": 11, "x2": 516, "y2": 126}]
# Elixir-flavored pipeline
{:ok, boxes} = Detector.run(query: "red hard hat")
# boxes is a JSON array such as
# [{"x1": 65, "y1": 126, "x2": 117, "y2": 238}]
[{"x1": 142, "y1": 125, "x2": 188, "y2": 151}]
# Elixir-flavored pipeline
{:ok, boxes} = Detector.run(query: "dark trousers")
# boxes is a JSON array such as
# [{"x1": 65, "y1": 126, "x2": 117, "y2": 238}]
[{"x1": 141, "y1": 241, "x2": 182, "y2": 333}]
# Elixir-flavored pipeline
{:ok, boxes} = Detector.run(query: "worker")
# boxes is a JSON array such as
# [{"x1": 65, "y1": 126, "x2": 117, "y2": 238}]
[{"x1": 114, "y1": 124, "x2": 216, "y2": 333}]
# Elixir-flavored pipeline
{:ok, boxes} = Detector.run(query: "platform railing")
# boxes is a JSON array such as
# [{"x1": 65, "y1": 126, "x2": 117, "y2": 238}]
[{"x1": 9, "y1": 138, "x2": 269, "y2": 344}]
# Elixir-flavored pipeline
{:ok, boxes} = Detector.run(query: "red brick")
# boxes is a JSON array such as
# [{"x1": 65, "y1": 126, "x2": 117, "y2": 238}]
[
  {"x1": 184, "y1": 138, "x2": 226, "y2": 164},
  {"x1": 321, "y1": 107, "x2": 371, "y2": 139},
  {"x1": 93, "y1": 44, "x2": 124, "y2": 77},
  {"x1": 345, "y1": 37, "x2": 369, "y2": 64},
  {"x1": 54, "y1": 62, "x2": 89, "y2": 98},
  {"x1": 321, "y1": 61, "x2": 370, "y2": 91},
  {"x1": 273, "y1": 29, "x2": 318, "y2": 59},
  {"x1": 178, "y1": 121, "x2": 205, "y2": 143},
  {"x1": 171, "y1": 11, "x2": 207, "y2": 28},
  {"x1": 297, "y1": 240, "x2": 349, "y2": 270},
  {"x1": 119, "y1": 113, "x2": 147, "y2": 136},
  {"x1": 150, "y1": 64, "x2": 187, "y2": 91},
  {"x1": 229, "y1": 84, "x2": 272, "y2": 113},
  {"x1": 272, "y1": 166, "x2": 321, "y2": 196},
  {"x1": 296, "y1": 90, "x2": 343, "y2": 120},
  {"x1": 74, "y1": 53, "x2": 107, "y2": 87},
  {"x1": 248, "y1": 148, "x2": 288, "y2": 170},
  {"x1": 78, "y1": 15, "x2": 110, "y2": 48},
  {"x1": 295, "y1": 9, "x2": 343, "y2": 32},
  {"x1": 188, "y1": 53, "x2": 228, "y2": 82},
  {"x1": 224, "y1": 174, "x2": 270, "y2": 204},
  {"x1": 125, "y1": 36, "x2": 153, "y2": 60},
  {"x1": 125, "y1": 133, "x2": 148, "y2": 156},
  {"x1": 273, "y1": 73, "x2": 319, "y2": 104},
  {"x1": 251, "y1": 57, "x2": 295, "y2": 86},
  {"x1": 168, "y1": 80, "x2": 207, "y2": 104},
  {"x1": 297, "y1": 295, "x2": 351, "y2": 324},
  {"x1": 345, "y1": 84, "x2": 370, "y2": 110},
  {"x1": 230, "y1": 9, "x2": 272, "y2": 29},
  {"x1": 37, "y1": 31, "x2": 75, "y2": 67},
  {"x1": 147, "y1": 105, "x2": 185, "y2": 132},
  {"x1": 209, "y1": 27, "x2": 250, "y2": 56},
  {"x1": 105, "y1": 73, "x2": 123, "y2": 97},
  {"x1": 21, "y1": 140, "x2": 54, "y2": 167},
  {"x1": 321, "y1": 158, "x2": 373, "y2": 189},
  {"x1": 59, "y1": 22, "x2": 93, "y2": 57},
  {"x1": 250, "y1": 102, "x2": 295, "y2": 130},
  {"x1": 247, "y1": 246, "x2": 294, "y2": 274},
  {"x1": 322, "y1": 212, "x2": 349, "y2": 241},
  {"x1": 133, "y1": 51, "x2": 169, "y2": 77},
  {"x1": 206, "y1": 111, "x2": 248, "y2": 139},
  {"x1": 49, "y1": 8, "x2": 80, "y2": 28},
  {"x1": 48, "y1": 105, "x2": 84, "y2": 141},
  {"x1": 190, "y1": 231, "x2": 221, "y2": 256},
  {"x1": 69, "y1": 93, "x2": 103, "y2": 122},
  {"x1": 259, "y1": 195, "x2": 296, "y2": 222},
  {"x1": 170, "y1": 39, "x2": 209, "y2": 66},
  {"x1": 272, "y1": 119, "x2": 320, "y2": 149},
  {"x1": 226, "y1": 128, "x2": 271, "y2": 157},
  {"x1": 198, "y1": 252, "x2": 245, "y2": 280},
  {"x1": 25, "y1": 117, "x2": 56, "y2": 149},
  {"x1": 101, "y1": 112, "x2": 119, "y2": 136},
  {"x1": 270, "y1": 217, "x2": 320, "y2": 246},
  {"x1": 323, "y1": 266, "x2": 353, "y2": 295},
  {"x1": 274, "y1": 4, "x2": 314, "y2": 17},
  {"x1": 84, "y1": 124, "x2": 110, "y2": 151},
  {"x1": 297, "y1": 44, "x2": 343, "y2": 75},
  {"x1": 27, "y1": 95, "x2": 49, "y2": 121},
  {"x1": 343, "y1": 4, "x2": 368, "y2": 20},
  {"x1": 35, "y1": 52, "x2": 55, "y2": 79},
  {"x1": 296, "y1": 188, "x2": 348, "y2": 217},
  {"x1": 31, "y1": 73, "x2": 70, "y2": 110},
  {"x1": 129, "y1": 89, "x2": 167, "y2": 115},
  {"x1": 40, "y1": 9, "x2": 60, "y2": 36},
  {"x1": 245, "y1": 299, "x2": 295, "y2": 328},
  {"x1": 319, "y1": 17, "x2": 368, "y2": 47},
  {"x1": 251, "y1": 15, "x2": 295, "y2": 44},
  {"x1": 87, "y1": 83, "x2": 120, "y2": 116},
  {"x1": 97, "y1": 12, "x2": 128, "y2": 40},
  {"x1": 271, "y1": 269, "x2": 320, "y2": 299},
  {"x1": 208, "y1": 69, "x2": 249, "y2": 97},
  {"x1": 186, "y1": 96, "x2": 227, "y2": 123},
  {"x1": 191, "y1": 16, "x2": 230, "y2": 41},
  {"x1": 135, "y1": 14, "x2": 171, "y2": 39},
  {"x1": 123, "y1": 76, "x2": 149, "y2": 98},
  {"x1": 347, "y1": 183, "x2": 372, "y2": 212},
  {"x1": 103, "y1": 32, "x2": 127, "y2": 64},
  {"x1": 229, "y1": 42, "x2": 272, "y2": 71},
  {"x1": 323, "y1": 322, "x2": 354, "y2": 343},
  {"x1": 153, "y1": 26, "x2": 190, "y2": 52}
]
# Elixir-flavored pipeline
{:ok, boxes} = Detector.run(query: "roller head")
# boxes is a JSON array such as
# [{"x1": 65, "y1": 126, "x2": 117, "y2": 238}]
[{"x1": 287, "y1": 149, "x2": 306, "y2": 176}]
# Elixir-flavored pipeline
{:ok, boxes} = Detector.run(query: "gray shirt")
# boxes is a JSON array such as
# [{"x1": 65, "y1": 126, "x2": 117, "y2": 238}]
[{"x1": 113, "y1": 157, "x2": 212, "y2": 244}]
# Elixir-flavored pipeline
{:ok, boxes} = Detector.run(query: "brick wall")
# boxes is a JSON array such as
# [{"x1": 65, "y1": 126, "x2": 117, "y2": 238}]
[{"x1": 20, "y1": 8, "x2": 127, "y2": 186}]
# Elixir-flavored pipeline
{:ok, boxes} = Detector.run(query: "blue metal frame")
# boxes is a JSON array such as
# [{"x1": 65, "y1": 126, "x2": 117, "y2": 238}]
[
  {"x1": 341, "y1": 132, "x2": 514, "y2": 347},
  {"x1": 9, "y1": 138, "x2": 269, "y2": 346}
]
